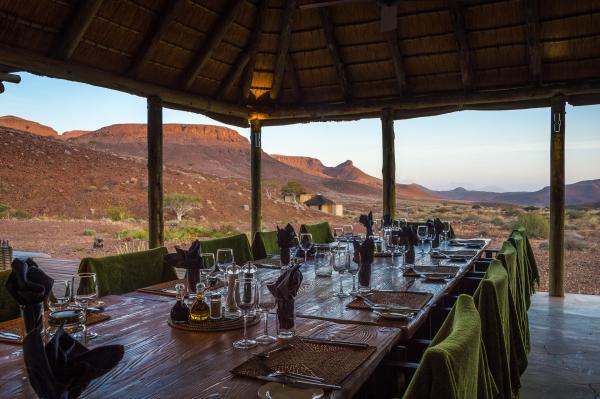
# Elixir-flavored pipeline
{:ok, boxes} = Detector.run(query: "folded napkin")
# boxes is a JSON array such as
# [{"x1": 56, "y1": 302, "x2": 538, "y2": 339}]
[
  {"x1": 426, "y1": 218, "x2": 445, "y2": 248},
  {"x1": 164, "y1": 240, "x2": 204, "y2": 291},
  {"x1": 6, "y1": 258, "x2": 124, "y2": 399},
  {"x1": 277, "y1": 223, "x2": 297, "y2": 266},
  {"x1": 354, "y1": 237, "x2": 374, "y2": 288},
  {"x1": 397, "y1": 226, "x2": 416, "y2": 264},
  {"x1": 359, "y1": 211, "x2": 374, "y2": 237},
  {"x1": 268, "y1": 263, "x2": 303, "y2": 330}
]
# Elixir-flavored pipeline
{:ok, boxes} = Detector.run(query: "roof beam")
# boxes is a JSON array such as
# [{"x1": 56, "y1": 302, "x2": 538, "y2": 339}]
[
  {"x1": 285, "y1": 54, "x2": 301, "y2": 103},
  {"x1": 0, "y1": 44, "x2": 249, "y2": 121},
  {"x1": 216, "y1": 0, "x2": 268, "y2": 100},
  {"x1": 386, "y1": 30, "x2": 406, "y2": 96},
  {"x1": 180, "y1": 0, "x2": 245, "y2": 90},
  {"x1": 128, "y1": 0, "x2": 186, "y2": 78},
  {"x1": 449, "y1": 0, "x2": 474, "y2": 90},
  {"x1": 524, "y1": 0, "x2": 542, "y2": 84},
  {"x1": 319, "y1": 7, "x2": 350, "y2": 102},
  {"x1": 53, "y1": 0, "x2": 104, "y2": 60},
  {"x1": 270, "y1": 0, "x2": 296, "y2": 101}
]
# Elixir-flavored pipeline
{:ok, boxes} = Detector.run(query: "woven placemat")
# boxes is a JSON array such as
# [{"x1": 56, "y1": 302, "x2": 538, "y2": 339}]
[
  {"x1": 346, "y1": 291, "x2": 433, "y2": 310},
  {"x1": 414, "y1": 266, "x2": 459, "y2": 275},
  {"x1": 138, "y1": 278, "x2": 224, "y2": 297},
  {"x1": 0, "y1": 312, "x2": 111, "y2": 345},
  {"x1": 231, "y1": 336, "x2": 376, "y2": 384},
  {"x1": 168, "y1": 314, "x2": 260, "y2": 332}
]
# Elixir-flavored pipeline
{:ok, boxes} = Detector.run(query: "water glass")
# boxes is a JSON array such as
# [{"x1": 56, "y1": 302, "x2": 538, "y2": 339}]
[
  {"x1": 200, "y1": 252, "x2": 216, "y2": 288},
  {"x1": 333, "y1": 227, "x2": 344, "y2": 240},
  {"x1": 314, "y1": 244, "x2": 332, "y2": 277},
  {"x1": 346, "y1": 250, "x2": 359, "y2": 295},
  {"x1": 72, "y1": 273, "x2": 99, "y2": 342},
  {"x1": 417, "y1": 225, "x2": 428, "y2": 254},
  {"x1": 299, "y1": 233, "x2": 312, "y2": 264},
  {"x1": 217, "y1": 248, "x2": 234, "y2": 290},
  {"x1": 342, "y1": 224, "x2": 354, "y2": 239},
  {"x1": 233, "y1": 278, "x2": 257, "y2": 349},
  {"x1": 332, "y1": 248, "x2": 348, "y2": 297},
  {"x1": 255, "y1": 280, "x2": 277, "y2": 344}
]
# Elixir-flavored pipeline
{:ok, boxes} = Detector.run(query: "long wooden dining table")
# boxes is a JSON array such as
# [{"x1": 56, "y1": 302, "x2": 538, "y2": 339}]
[{"x1": 0, "y1": 239, "x2": 489, "y2": 398}]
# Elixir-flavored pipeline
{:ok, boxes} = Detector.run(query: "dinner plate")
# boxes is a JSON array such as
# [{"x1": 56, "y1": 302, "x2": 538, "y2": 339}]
[{"x1": 257, "y1": 382, "x2": 324, "y2": 399}]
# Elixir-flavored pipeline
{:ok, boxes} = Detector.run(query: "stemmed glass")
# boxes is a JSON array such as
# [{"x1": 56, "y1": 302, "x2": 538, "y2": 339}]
[
  {"x1": 417, "y1": 225, "x2": 428, "y2": 255},
  {"x1": 342, "y1": 224, "x2": 354, "y2": 240},
  {"x1": 346, "y1": 250, "x2": 359, "y2": 296},
  {"x1": 441, "y1": 222, "x2": 451, "y2": 249},
  {"x1": 200, "y1": 253, "x2": 216, "y2": 287},
  {"x1": 299, "y1": 233, "x2": 312, "y2": 264},
  {"x1": 72, "y1": 273, "x2": 99, "y2": 342},
  {"x1": 233, "y1": 278, "x2": 258, "y2": 349},
  {"x1": 255, "y1": 280, "x2": 277, "y2": 344},
  {"x1": 332, "y1": 248, "x2": 348, "y2": 298},
  {"x1": 217, "y1": 248, "x2": 234, "y2": 291},
  {"x1": 426, "y1": 226, "x2": 436, "y2": 254}
]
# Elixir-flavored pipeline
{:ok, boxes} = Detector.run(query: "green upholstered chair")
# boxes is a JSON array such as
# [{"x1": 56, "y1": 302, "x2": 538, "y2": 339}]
[
  {"x1": 403, "y1": 295, "x2": 498, "y2": 399},
  {"x1": 199, "y1": 234, "x2": 253, "y2": 265},
  {"x1": 251, "y1": 231, "x2": 279, "y2": 260},
  {"x1": 0, "y1": 270, "x2": 20, "y2": 322},
  {"x1": 496, "y1": 241, "x2": 529, "y2": 378},
  {"x1": 299, "y1": 222, "x2": 334, "y2": 244},
  {"x1": 78, "y1": 247, "x2": 176, "y2": 297},
  {"x1": 513, "y1": 225, "x2": 540, "y2": 305},
  {"x1": 473, "y1": 260, "x2": 513, "y2": 399}
]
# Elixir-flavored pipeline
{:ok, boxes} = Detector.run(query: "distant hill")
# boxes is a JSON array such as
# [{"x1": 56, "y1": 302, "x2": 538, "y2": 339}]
[
  {"x1": 429, "y1": 180, "x2": 600, "y2": 207},
  {"x1": 0, "y1": 115, "x2": 58, "y2": 137}
]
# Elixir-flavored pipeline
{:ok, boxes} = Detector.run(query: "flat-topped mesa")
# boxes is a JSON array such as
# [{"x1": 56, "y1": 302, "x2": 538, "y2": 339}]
[
  {"x1": 0, "y1": 115, "x2": 58, "y2": 137},
  {"x1": 71, "y1": 123, "x2": 248, "y2": 145},
  {"x1": 61, "y1": 130, "x2": 90, "y2": 140}
]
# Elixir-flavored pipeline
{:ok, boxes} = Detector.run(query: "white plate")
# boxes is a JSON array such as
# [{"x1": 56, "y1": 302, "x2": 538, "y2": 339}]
[{"x1": 257, "y1": 382, "x2": 324, "y2": 399}]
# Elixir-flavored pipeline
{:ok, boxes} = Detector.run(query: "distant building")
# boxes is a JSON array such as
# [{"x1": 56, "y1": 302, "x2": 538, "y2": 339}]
[
  {"x1": 303, "y1": 194, "x2": 344, "y2": 216},
  {"x1": 284, "y1": 193, "x2": 312, "y2": 204}
]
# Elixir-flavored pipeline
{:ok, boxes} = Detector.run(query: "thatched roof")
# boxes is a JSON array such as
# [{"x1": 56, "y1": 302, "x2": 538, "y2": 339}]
[
  {"x1": 304, "y1": 194, "x2": 336, "y2": 206},
  {"x1": 0, "y1": 0, "x2": 599, "y2": 127}
]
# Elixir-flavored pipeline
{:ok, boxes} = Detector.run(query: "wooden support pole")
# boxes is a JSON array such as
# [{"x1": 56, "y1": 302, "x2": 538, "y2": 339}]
[
  {"x1": 147, "y1": 96, "x2": 164, "y2": 249},
  {"x1": 270, "y1": 0, "x2": 296, "y2": 101},
  {"x1": 549, "y1": 94, "x2": 565, "y2": 297},
  {"x1": 449, "y1": 0, "x2": 474, "y2": 90},
  {"x1": 250, "y1": 119, "x2": 262, "y2": 238},
  {"x1": 524, "y1": 0, "x2": 542, "y2": 84},
  {"x1": 54, "y1": 0, "x2": 104, "y2": 60},
  {"x1": 320, "y1": 7, "x2": 350, "y2": 102},
  {"x1": 381, "y1": 108, "x2": 396, "y2": 219}
]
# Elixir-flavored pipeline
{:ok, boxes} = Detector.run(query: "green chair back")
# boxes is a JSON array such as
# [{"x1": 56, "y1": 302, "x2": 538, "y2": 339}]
[
  {"x1": 299, "y1": 222, "x2": 334, "y2": 244},
  {"x1": 78, "y1": 247, "x2": 176, "y2": 297},
  {"x1": 497, "y1": 241, "x2": 529, "y2": 378},
  {"x1": 251, "y1": 231, "x2": 279, "y2": 260},
  {"x1": 513, "y1": 225, "x2": 540, "y2": 302},
  {"x1": 473, "y1": 260, "x2": 513, "y2": 399},
  {"x1": 403, "y1": 295, "x2": 497, "y2": 399},
  {"x1": 199, "y1": 234, "x2": 253, "y2": 265},
  {"x1": 0, "y1": 270, "x2": 20, "y2": 322}
]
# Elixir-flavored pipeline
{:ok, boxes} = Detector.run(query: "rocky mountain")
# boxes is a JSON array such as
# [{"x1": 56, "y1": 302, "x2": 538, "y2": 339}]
[
  {"x1": 0, "y1": 115, "x2": 58, "y2": 137},
  {"x1": 430, "y1": 179, "x2": 600, "y2": 207}
]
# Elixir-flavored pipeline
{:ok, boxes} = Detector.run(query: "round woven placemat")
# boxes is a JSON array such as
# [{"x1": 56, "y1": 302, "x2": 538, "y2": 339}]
[
  {"x1": 168, "y1": 314, "x2": 261, "y2": 332},
  {"x1": 346, "y1": 291, "x2": 432, "y2": 310}
]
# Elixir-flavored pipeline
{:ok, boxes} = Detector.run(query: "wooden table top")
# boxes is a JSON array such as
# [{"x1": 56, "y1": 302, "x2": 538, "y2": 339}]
[
  {"x1": 1, "y1": 240, "x2": 489, "y2": 398},
  {"x1": 0, "y1": 294, "x2": 400, "y2": 398}
]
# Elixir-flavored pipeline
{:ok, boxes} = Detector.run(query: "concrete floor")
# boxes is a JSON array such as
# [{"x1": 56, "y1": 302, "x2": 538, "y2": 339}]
[{"x1": 521, "y1": 293, "x2": 600, "y2": 399}]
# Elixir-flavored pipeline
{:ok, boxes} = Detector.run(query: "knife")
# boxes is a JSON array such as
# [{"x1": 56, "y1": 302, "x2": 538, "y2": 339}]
[
  {"x1": 0, "y1": 331, "x2": 22, "y2": 342},
  {"x1": 357, "y1": 295, "x2": 420, "y2": 313},
  {"x1": 252, "y1": 343, "x2": 293, "y2": 359},
  {"x1": 299, "y1": 336, "x2": 369, "y2": 349},
  {"x1": 141, "y1": 287, "x2": 177, "y2": 295},
  {"x1": 255, "y1": 374, "x2": 342, "y2": 390}
]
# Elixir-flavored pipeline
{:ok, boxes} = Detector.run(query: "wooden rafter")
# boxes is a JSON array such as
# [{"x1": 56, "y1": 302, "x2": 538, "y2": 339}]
[
  {"x1": 285, "y1": 54, "x2": 301, "y2": 103},
  {"x1": 270, "y1": 0, "x2": 296, "y2": 101},
  {"x1": 319, "y1": 7, "x2": 350, "y2": 102},
  {"x1": 524, "y1": 0, "x2": 542, "y2": 84},
  {"x1": 449, "y1": 0, "x2": 474, "y2": 90},
  {"x1": 386, "y1": 30, "x2": 406, "y2": 96},
  {"x1": 53, "y1": 0, "x2": 104, "y2": 60},
  {"x1": 180, "y1": 0, "x2": 245, "y2": 90},
  {"x1": 216, "y1": 0, "x2": 268, "y2": 100},
  {"x1": 128, "y1": 0, "x2": 186, "y2": 78}
]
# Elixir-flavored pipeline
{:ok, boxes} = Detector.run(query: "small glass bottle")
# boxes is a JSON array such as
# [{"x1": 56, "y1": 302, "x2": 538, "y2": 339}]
[
  {"x1": 209, "y1": 293, "x2": 223, "y2": 319},
  {"x1": 224, "y1": 264, "x2": 241, "y2": 319},
  {"x1": 170, "y1": 283, "x2": 190, "y2": 324},
  {"x1": 189, "y1": 282, "x2": 210, "y2": 322}
]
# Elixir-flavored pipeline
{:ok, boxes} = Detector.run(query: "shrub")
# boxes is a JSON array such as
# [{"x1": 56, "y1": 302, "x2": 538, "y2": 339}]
[
  {"x1": 106, "y1": 206, "x2": 130, "y2": 221},
  {"x1": 115, "y1": 229, "x2": 148, "y2": 240},
  {"x1": 12, "y1": 209, "x2": 31, "y2": 219},
  {"x1": 491, "y1": 217, "x2": 505, "y2": 226},
  {"x1": 471, "y1": 204, "x2": 482, "y2": 209},
  {"x1": 164, "y1": 193, "x2": 201, "y2": 222},
  {"x1": 565, "y1": 232, "x2": 589, "y2": 251},
  {"x1": 566, "y1": 209, "x2": 586, "y2": 220},
  {"x1": 514, "y1": 213, "x2": 549, "y2": 238},
  {"x1": 82, "y1": 229, "x2": 96, "y2": 236},
  {"x1": 522, "y1": 206, "x2": 538, "y2": 212}
]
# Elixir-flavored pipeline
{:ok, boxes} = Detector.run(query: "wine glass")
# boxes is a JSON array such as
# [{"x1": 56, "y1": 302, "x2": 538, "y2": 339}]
[
  {"x1": 417, "y1": 225, "x2": 428, "y2": 255},
  {"x1": 425, "y1": 226, "x2": 436, "y2": 254},
  {"x1": 332, "y1": 248, "x2": 348, "y2": 298},
  {"x1": 442, "y1": 221, "x2": 451, "y2": 249},
  {"x1": 299, "y1": 233, "x2": 312, "y2": 264},
  {"x1": 342, "y1": 224, "x2": 354, "y2": 239},
  {"x1": 200, "y1": 252, "x2": 216, "y2": 288},
  {"x1": 47, "y1": 280, "x2": 71, "y2": 313},
  {"x1": 233, "y1": 278, "x2": 258, "y2": 349},
  {"x1": 255, "y1": 280, "x2": 277, "y2": 344},
  {"x1": 346, "y1": 249, "x2": 359, "y2": 295},
  {"x1": 72, "y1": 273, "x2": 99, "y2": 342},
  {"x1": 217, "y1": 248, "x2": 234, "y2": 291},
  {"x1": 333, "y1": 227, "x2": 344, "y2": 240}
]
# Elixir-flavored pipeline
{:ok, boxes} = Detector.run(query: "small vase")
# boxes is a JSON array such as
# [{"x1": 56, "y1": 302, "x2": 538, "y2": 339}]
[{"x1": 276, "y1": 298, "x2": 295, "y2": 339}]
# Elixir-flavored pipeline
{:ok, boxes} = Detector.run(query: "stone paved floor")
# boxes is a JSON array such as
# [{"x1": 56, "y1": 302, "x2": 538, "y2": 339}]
[{"x1": 521, "y1": 293, "x2": 600, "y2": 399}]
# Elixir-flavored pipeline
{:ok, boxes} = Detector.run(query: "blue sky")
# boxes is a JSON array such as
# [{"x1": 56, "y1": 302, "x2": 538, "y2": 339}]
[{"x1": 1, "y1": 73, "x2": 598, "y2": 192}]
